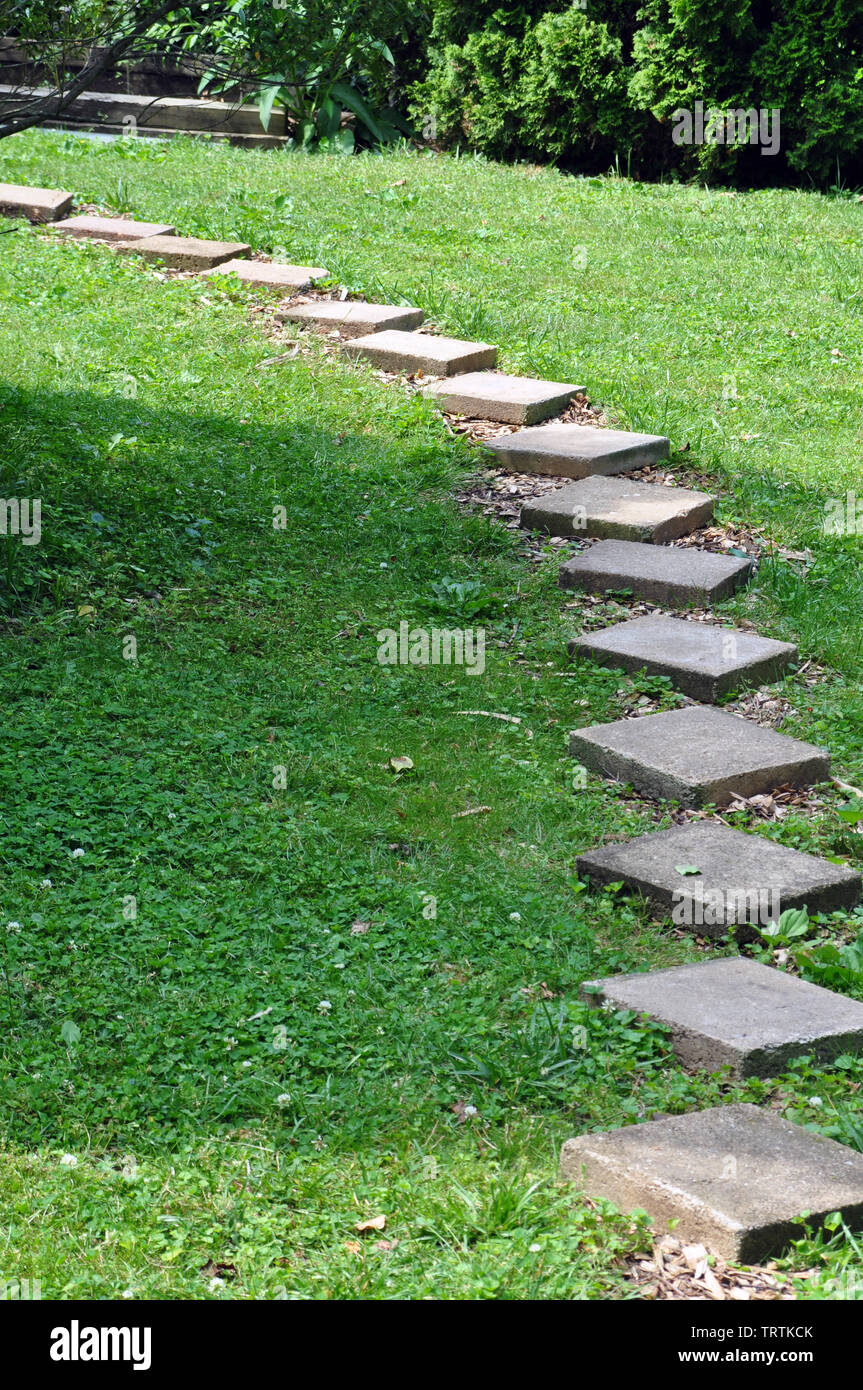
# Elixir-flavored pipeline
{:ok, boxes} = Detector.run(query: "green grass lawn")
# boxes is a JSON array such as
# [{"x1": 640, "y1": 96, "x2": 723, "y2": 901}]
[{"x1": 1, "y1": 130, "x2": 863, "y2": 1300}]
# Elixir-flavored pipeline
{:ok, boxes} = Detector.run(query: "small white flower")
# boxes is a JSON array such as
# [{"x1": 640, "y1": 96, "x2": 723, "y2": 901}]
[
  {"x1": 317, "y1": 1000, "x2": 332, "y2": 1013},
  {"x1": 40, "y1": 878, "x2": 52, "y2": 889},
  {"x1": 6, "y1": 921, "x2": 21, "y2": 934},
  {"x1": 529, "y1": 1243, "x2": 542, "y2": 1254},
  {"x1": 208, "y1": 1278, "x2": 225, "y2": 1292},
  {"x1": 59, "y1": 1153, "x2": 77, "y2": 1167},
  {"x1": 241, "y1": 1060, "x2": 252, "y2": 1069},
  {"x1": 809, "y1": 1096, "x2": 823, "y2": 1107},
  {"x1": 509, "y1": 911, "x2": 521, "y2": 921},
  {"x1": 121, "y1": 1289, "x2": 135, "y2": 1299},
  {"x1": 71, "y1": 848, "x2": 85, "y2": 859},
  {"x1": 167, "y1": 812, "x2": 177, "y2": 820},
  {"x1": 277, "y1": 1092, "x2": 291, "y2": 1106},
  {"x1": 464, "y1": 1104, "x2": 478, "y2": 1117},
  {"x1": 334, "y1": 962, "x2": 345, "y2": 970}
]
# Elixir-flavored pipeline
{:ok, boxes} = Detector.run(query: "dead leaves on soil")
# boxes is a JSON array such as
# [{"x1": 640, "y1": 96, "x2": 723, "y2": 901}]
[{"x1": 626, "y1": 1235, "x2": 797, "y2": 1301}]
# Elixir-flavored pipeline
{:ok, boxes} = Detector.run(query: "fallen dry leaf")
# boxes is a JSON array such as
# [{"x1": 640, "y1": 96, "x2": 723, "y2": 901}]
[
  {"x1": 389, "y1": 755, "x2": 414, "y2": 773},
  {"x1": 354, "y1": 1214, "x2": 387, "y2": 1233},
  {"x1": 626, "y1": 1234, "x2": 796, "y2": 1300}
]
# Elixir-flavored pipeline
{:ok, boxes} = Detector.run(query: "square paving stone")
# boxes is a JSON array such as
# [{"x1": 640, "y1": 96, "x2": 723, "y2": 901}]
[
  {"x1": 559, "y1": 1103, "x2": 863, "y2": 1262},
  {"x1": 202, "y1": 259, "x2": 328, "y2": 291},
  {"x1": 118, "y1": 235, "x2": 251, "y2": 270},
  {"x1": 483, "y1": 422, "x2": 669, "y2": 476},
  {"x1": 0, "y1": 181, "x2": 73, "y2": 222},
  {"x1": 571, "y1": 615, "x2": 797, "y2": 701},
  {"x1": 51, "y1": 215, "x2": 176, "y2": 241},
  {"x1": 521, "y1": 476, "x2": 714, "y2": 543},
  {"x1": 558, "y1": 538, "x2": 752, "y2": 607},
  {"x1": 575, "y1": 821, "x2": 861, "y2": 934},
  {"x1": 568, "y1": 705, "x2": 830, "y2": 807},
  {"x1": 424, "y1": 372, "x2": 584, "y2": 424},
  {"x1": 580, "y1": 957, "x2": 863, "y2": 1077},
  {"x1": 279, "y1": 300, "x2": 424, "y2": 337},
  {"x1": 341, "y1": 329, "x2": 497, "y2": 376}
]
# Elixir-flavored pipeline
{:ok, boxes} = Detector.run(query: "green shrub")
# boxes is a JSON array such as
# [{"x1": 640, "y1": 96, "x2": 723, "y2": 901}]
[
  {"x1": 521, "y1": 8, "x2": 641, "y2": 164},
  {"x1": 754, "y1": 0, "x2": 863, "y2": 184},
  {"x1": 411, "y1": 0, "x2": 863, "y2": 187}
]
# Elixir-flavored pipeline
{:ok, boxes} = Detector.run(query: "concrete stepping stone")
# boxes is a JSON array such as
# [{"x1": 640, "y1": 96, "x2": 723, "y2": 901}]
[
  {"x1": 118, "y1": 235, "x2": 251, "y2": 270},
  {"x1": 483, "y1": 422, "x2": 669, "y2": 477},
  {"x1": 559, "y1": 538, "x2": 752, "y2": 608},
  {"x1": 560, "y1": 1103, "x2": 863, "y2": 1262},
  {"x1": 581, "y1": 957, "x2": 863, "y2": 1077},
  {"x1": 202, "y1": 259, "x2": 327, "y2": 291},
  {"x1": 341, "y1": 329, "x2": 497, "y2": 376},
  {"x1": 0, "y1": 181, "x2": 73, "y2": 222},
  {"x1": 522, "y1": 476, "x2": 714, "y2": 543},
  {"x1": 571, "y1": 615, "x2": 797, "y2": 701},
  {"x1": 279, "y1": 300, "x2": 424, "y2": 337},
  {"x1": 569, "y1": 705, "x2": 830, "y2": 807},
  {"x1": 575, "y1": 821, "x2": 861, "y2": 933},
  {"x1": 51, "y1": 215, "x2": 175, "y2": 241},
  {"x1": 423, "y1": 372, "x2": 584, "y2": 425}
]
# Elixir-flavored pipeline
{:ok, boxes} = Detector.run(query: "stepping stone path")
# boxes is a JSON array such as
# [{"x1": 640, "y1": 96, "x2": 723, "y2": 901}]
[
  {"x1": 570, "y1": 705, "x2": 830, "y2": 808},
  {"x1": 575, "y1": 821, "x2": 861, "y2": 932},
  {"x1": 118, "y1": 235, "x2": 251, "y2": 270},
  {"x1": 203, "y1": 259, "x2": 328, "y2": 292},
  {"x1": 581, "y1": 957, "x2": 863, "y2": 1077},
  {"x1": 51, "y1": 215, "x2": 176, "y2": 241},
  {"x1": 560, "y1": 1103, "x2": 863, "y2": 1262},
  {"x1": 570, "y1": 614, "x2": 797, "y2": 701},
  {"x1": 521, "y1": 475, "x2": 714, "y2": 543},
  {"x1": 423, "y1": 372, "x2": 584, "y2": 425},
  {"x1": 483, "y1": 422, "x2": 669, "y2": 476},
  {"x1": 279, "y1": 300, "x2": 424, "y2": 337},
  {"x1": 22, "y1": 176, "x2": 863, "y2": 1265},
  {"x1": 559, "y1": 538, "x2": 752, "y2": 608},
  {"x1": 342, "y1": 329, "x2": 497, "y2": 376},
  {"x1": 0, "y1": 181, "x2": 73, "y2": 222}
]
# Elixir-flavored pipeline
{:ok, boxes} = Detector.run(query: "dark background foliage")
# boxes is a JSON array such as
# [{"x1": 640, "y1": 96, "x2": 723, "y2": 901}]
[{"x1": 408, "y1": 0, "x2": 863, "y2": 187}]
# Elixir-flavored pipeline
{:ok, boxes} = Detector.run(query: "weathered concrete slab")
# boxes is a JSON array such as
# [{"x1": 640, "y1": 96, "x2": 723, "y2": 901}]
[
  {"x1": 342, "y1": 329, "x2": 497, "y2": 376},
  {"x1": 0, "y1": 181, "x2": 73, "y2": 222},
  {"x1": 51, "y1": 215, "x2": 175, "y2": 241},
  {"x1": 483, "y1": 422, "x2": 669, "y2": 477},
  {"x1": 118, "y1": 235, "x2": 250, "y2": 270},
  {"x1": 569, "y1": 705, "x2": 830, "y2": 807},
  {"x1": 424, "y1": 372, "x2": 584, "y2": 425},
  {"x1": 576, "y1": 821, "x2": 861, "y2": 934},
  {"x1": 280, "y1": 300, "x2": 424, "y2": 337},
  {"x1": 570, "y1": 615, "x2": 797, "y2": 701},
  {"x1": 581, "y1": 957, "x2": 863, "y2": 1077},
  {"x1": 203, "y1": 259, "x2": 327, "y2": 291},
  {"x1": 560, "y1": 1103, "x2": 863, "y2": 1262},
  {"x1": 0, "y1": 84, "x2": 288, "y2": 140},
  {"x1": 522, "y1": 476, "x2": 713, "y2": 543},
  {"x1": 559, "y1": 539, "x2": 752, "y2": 608}
]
